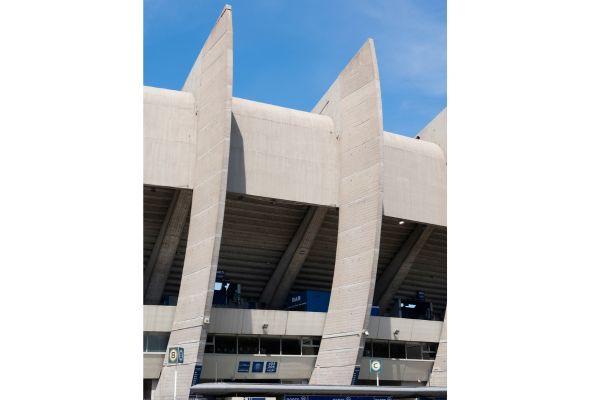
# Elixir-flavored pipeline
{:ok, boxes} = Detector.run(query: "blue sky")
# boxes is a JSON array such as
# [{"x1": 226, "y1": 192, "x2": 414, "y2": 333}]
[{"x1": 144, "y1": 0, "x2": 446, "y2": 136}]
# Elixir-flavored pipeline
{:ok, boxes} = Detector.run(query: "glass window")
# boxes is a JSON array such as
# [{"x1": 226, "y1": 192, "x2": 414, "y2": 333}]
[
  {"x1": 143, "y1": 333, "x2": 170, "y2": 352},
  {"x1": 422, "y1": 343, "x2": 438, "y2": 360},
  {"x1": 372, "y1": 341, "x2": 389, "y2": 358},
  {"x1": 281, "y1": 338, "x2": 301, "y2": 355},
  {"x1": 363, "y1": 340, "x2": 373, "y2": 357},
  {"x1": 406, "y1": 342, "x2": 422, "y2": 359},
  {"x1": 205, "y1": 335, "x2": 215, "y2": 354},
  {"x1": 215, "y1": 335, "x2": 237, "y2": 354},
  {"x1": 260, "y1": 337, "x2": 280, "y2": 355},
  {"x1": 301, "y1": 337, "x2": 320, "y2": 355},
  {"x1": 238, "y1": 336, "x2": 259, "y2": 354},
  {"x1": 390, "y1": 342, "x2": 406, "y2": 359}
]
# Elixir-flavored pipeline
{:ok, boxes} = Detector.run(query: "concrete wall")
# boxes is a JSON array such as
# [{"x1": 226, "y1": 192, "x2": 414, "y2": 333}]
[
  {"x1": 208, "y1": 308, "x2": 325, "y2": 336},
  {"x1": 309, "y1": 39, "x2": 384, "y2": 385},
  {"x1": 144, "y1": 352, "x2": 433, "y2": 383},
  {"x1": 229, "y1": 98, "x2": 338, "y2": 206},
  {"x1": 143, "y1": 306, "x2": 442, "y2": 342},
  {"x1": 416, "y1": 108, "x2": 447, "y2": 161},
  {"x1": 144, "y1": 305, "x2": 176, "y2": 332},
  {"x1": 143, "y1": 87, "x2": 196, "y2": 189},
  {"x1": 201, "y1": 354, "x2": 317, "y2": 381},
  {"x1": 427, "y1": 312, "x2": 447, "y2": 386},
  {"x1": 358, "y1": 358, "x2": 433, "y2": 382},
  {"x1": 382, "y1": 132, "x2": 447, "y2": 226},
  {"x1": 367, "y1": 316, "x2": 443, "y2": 343},
  {"x1": 144, "y1": 353, "x2": 165, "y2": 379},
  {"x1": 155, "y1": 6, "x2": 233, "y2": 400}
]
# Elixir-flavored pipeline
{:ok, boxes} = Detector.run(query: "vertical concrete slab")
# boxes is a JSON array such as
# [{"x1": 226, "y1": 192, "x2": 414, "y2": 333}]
[
  {"x1": 417, "y1": 108, "x2": 447, "y2": 162},
  {"x1": 428, "y1": 312, "x2": 447, "y2": 386},
  {"x1": 154, "y1": 5, "x2": 233, "y2": 400},
  {"x1": 309, "y1": 39, "x2": 384, "y2": 384}
]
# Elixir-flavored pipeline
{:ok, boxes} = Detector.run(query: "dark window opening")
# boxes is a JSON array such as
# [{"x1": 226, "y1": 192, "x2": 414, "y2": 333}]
[
  {"x1": 260, "y1": 337, "x2": 280, "y2": 355},
  {"x1": 281, "y1": 338, "x2": 301, "y2": 355},
  {"x1": 238, "y1": 336, "x2": 259, "y2": 354}
]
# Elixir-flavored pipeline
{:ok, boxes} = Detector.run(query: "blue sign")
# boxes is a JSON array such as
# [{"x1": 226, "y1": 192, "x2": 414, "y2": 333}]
[
  {"x1": 251, "y1": 361, "x2": 264, "y2": 373},
  {"x1": 238, "y1": 361, "x2": 251, "y2": 373},
  {"x1": 178, "y1": 348, "x2": 184, "y2": 363},
  {"x1": 265, "y1": 361, "x2": 278, "y2": 373},
  {"x1": 286, "y1": 397, "x2": 391, "y2": 400},
  {"x1": 191, "y1": 364, "x2": 202, "y2": 385},
  {"x1": 351, "y1": 366, "x2": 360, "y2": 385}
]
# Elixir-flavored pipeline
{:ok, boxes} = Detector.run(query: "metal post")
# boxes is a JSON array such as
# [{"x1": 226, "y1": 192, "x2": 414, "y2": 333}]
[
  {"x1": 173, "y1": 363, "x2": 177, "y2": 400},
  {"x1": 376, "y1": 371, "x2": 379, "y2": 387}
]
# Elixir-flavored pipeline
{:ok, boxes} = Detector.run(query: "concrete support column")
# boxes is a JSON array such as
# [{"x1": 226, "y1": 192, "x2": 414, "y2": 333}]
[
  {"x1": 259, "y1": 205, "x2": 328, "y2": 309},
  {"x1": 154, "y1": 5, "x2": 233, "y2": 400},
  {"x1": 144, "y1": 189, "x2": 193, "y2": 305},
  {"x1": 428, "y1": 311, "x2": 447, "y2": 386},
  {"x1": 309, "y1": 39, "x2": 384, "y2": 385},
  {"x1": 374, "y1": 224, "x2": 435, "y2": 313}
]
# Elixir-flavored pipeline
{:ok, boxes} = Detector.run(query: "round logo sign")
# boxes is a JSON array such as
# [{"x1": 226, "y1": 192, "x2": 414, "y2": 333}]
[{"x1": 370, "y1": 359, "x2": 381, "y2": 372}]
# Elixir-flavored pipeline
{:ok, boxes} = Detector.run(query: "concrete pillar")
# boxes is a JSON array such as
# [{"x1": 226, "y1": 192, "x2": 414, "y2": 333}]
[
  {"x1": 374, "y1": 224, "x2": 435, "y2": 313},
  {"x1": 428, "y1": 311, "x2": 447, "y2": 387},
  {"x1": 154, "y1": 5, "x2": 233, "y2": 399},
  {"x1": 144, "y1": 189, "x2": 193, "y2": 305},
  {"x1": 259, "y1": 205, "x2": 328, "y2": 309},
  {"x1": 309, "y1": 39, "x2": 384, "y2": 384}
]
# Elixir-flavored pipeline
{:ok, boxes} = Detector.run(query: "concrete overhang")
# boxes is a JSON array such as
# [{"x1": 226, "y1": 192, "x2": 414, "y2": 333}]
[
  {"x1": 190, "y1": 383, "x2": 447, "y2": 397},
  {"x1": 383, "y1": 132, "x2": 447, "y2": 226}
]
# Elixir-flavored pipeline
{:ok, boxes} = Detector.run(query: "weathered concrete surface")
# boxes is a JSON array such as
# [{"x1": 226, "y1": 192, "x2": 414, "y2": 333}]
[
  {"x1": 428, "y1": 312, "x2": 447, "y2": 386},
  {"x1": 417, "y1": 108, "x2": 447, "y2": 161},
  {"x1": 143, "y1": 87, "x2": 196, "y2": 188},
  {"x1": 229, "y1": 97, "x2": 337, "y2": 206},
  {"x1": 382, "y1": 132, "x2": 446, "y2": 226},
  {"x1": 309, "y1": 39, "x2": 384, "y2": 385},
  {"x1": 154, "y1": 5, "x2": 233, "y2": 400},
  {"x1": 144, "y1": 189, "x2": 193, "y2": 304}
]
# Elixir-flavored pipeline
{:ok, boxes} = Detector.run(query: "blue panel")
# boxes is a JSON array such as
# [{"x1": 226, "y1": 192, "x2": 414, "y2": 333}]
[
  {"x1": 265, "y1": 361, "x2": 278, "y2": 373},
  {"x1": 351, "y1": 366, "x2": 360, "y2": 385},
  {"x1": 251, "y1": 361, "x2": 264, "y2": 373},
  {"x1": 238, "y1": 361, "x2": 251, "y2": 373},
  {"x1": 191, "y1": 364, "x2": 202, "y2": 385},
  {"x1": 285, "y1": 397, "x2": 392, "y2": 400},
  {"x1": 288, "y1": 290, "x2": 331, "y2": 312}
]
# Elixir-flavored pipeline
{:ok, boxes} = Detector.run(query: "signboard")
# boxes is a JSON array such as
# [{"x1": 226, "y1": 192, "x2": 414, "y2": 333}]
[
  {"x1": 285, "y1": 396, "x2": 391, "y2": 400},
  {"x1": 251, "y1": 361, "x2": 264, "y2": 373},
  {"x1": 351, "y1": 366, "x2": 360, "y2": 385},
  {"x1": 265, "y1": 361, "x2": 278, "y2": 373},
  {"x1": 191, "y1": 364, "x2": 203, "y2": 385},
  {"x1": 168, "y1": 347, "x2": 184, "y2": 364},
  {"x1": 238, "y1": 361, "x2": 251, "y2": 373},
  {"x1": 370, "y1": 359, "x2": 382, "y2": 373}
]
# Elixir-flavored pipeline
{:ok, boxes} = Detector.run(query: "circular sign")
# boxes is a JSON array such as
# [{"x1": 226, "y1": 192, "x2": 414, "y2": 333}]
[{"x1": 370, "y1": 359, "x2": 381, "y2": 372}]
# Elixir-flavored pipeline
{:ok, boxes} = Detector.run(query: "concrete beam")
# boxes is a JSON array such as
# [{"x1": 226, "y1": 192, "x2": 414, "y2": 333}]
[
  {"x1": 309, "y1": 39, "x2": 384, "y2": 385},
  {"x1": 155, "y1": 5, "x2": 233, "y2": 400},
  {"x1": 428, "y1": 311, "x2": 447, "y2": 387},
  {"x1": 375, "y1": 225, "x2": 435, "y2": 313},
  {"x1": 259, "y1": 206, "x2": 328, "y2": 309},
  {"x1": 144, "y1": 189, "x2": 192, "y2": 305}
]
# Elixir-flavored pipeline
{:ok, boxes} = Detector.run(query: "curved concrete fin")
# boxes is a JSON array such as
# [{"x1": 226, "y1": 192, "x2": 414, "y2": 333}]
[
  {"x1": 155, "y1": 5, "x2": 233, "y2": 400},
  {"x1": 309, "y1": 39, "x2": 384, "y2": 385}
]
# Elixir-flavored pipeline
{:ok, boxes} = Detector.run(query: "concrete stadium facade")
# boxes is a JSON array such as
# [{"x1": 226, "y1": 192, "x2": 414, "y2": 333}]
[{"x1": 143, "y1": 5, "x2": 446, "y2": 400}]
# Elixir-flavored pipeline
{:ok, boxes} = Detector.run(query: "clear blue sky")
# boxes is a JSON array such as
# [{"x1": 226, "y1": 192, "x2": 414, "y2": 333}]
[{"x1": 144, "y1": 0, "x2": 446, "y2": 136}]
